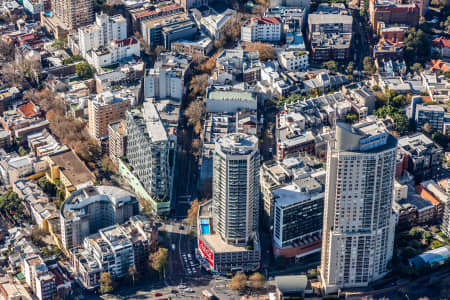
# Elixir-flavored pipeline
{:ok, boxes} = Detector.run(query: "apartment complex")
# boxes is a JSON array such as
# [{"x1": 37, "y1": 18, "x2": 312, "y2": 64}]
[
  {"x1": 321, "y1": 120, "x2": 397, "y2": 294},
  {"x1": 197, "y1": 133, "x2": 261, "y2": 272},
  {"x1": 144, "y1": 52, "x2": 192, "y2": 101},
  {"x1": 260, "y1": 152, "x2": 325, "y2": 223},
  {"x1": 125, "y1": 102, "x2": 171, "y2": 204},
  {"x1": 86, "y1": 37, "x2": 141, "y2": 69},
  {"x1": 213, "y1": 133, "x2": 260, "y2": 245},
  {"x1": 369, "y1": 0, "x2": 420, "y2": 31},
  {"x1": 88, "y1": 90, "x2": 133, "y2": 139},
  {"x1": 108, "y1": 120, "x2": 127, "y2": 166},
  {"x1": 273, "y1": 179, "x2": 324, "y2": 259},
  {"x1": 214, "y1": 49, "x2": 262, "y2": 85},
  {"x1": 78, "y1": 13, "x2": 127, "y2": 57},
  {"x1": 278, "y1": 50, "x2": 309, "y2": 72},
  {"x1": 141, "y1": 13, "x2": 197, "y2": 48},
  {"x1": 22, "y1": 255, "x2": 56, "y2": 300},
  {"x1": 307, "y1": 5, "x2": 353, "y2": 61},
  {"x1": 414, "y1": 104, "x2": 445, "y2": 132},
  {"x1": 71, "y1": 215, "x2": 157, "y2": 289},
  {"x1": 397, "y1": 133, "x2": 443, "y2": 183},
  {"x1": 60, "y1": 185, "x2": 139, "y2": 251},
  {"x1": 51, "y1": 0, "x2": 94, "y2": 30},
  {"x1": 241, "y1": 17, "x2": 283, "y2": 43}
]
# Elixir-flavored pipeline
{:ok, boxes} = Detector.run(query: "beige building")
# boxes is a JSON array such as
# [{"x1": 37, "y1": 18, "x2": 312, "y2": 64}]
[
  {"x1": 108, "y1": 120, "x2": 127, "y2": 166},
  {"x1": 321, "y1": 120, "x2": 397, "y2": 294},
  {"x1": 88, "y1": 90, "x2": 132, "y2": 140},
  {"x1": 51, "y1": 0, "x2": 94, "y2": 30}
]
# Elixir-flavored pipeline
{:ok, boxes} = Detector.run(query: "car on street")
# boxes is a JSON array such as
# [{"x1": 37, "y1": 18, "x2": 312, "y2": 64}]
[
  {"x1": 178, "y1": 285, "x2": 187, "y2": 289},
  {"x1": 185, "y1": 288, "x2": 194, "y2": 293},
  {"x1": 154, "y1": 292, "x2": 162, "y2": 297}
]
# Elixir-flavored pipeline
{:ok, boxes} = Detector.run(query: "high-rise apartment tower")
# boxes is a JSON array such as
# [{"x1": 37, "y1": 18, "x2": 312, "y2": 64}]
[
  {"x1": 320, "y1": 120, "x2": 397, "y2": 294},
  {"x1": 212, "y1": 133, "x2": 260, "y2": 246}
]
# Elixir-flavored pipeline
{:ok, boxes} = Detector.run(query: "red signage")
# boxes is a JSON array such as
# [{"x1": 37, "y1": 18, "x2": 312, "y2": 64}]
[{"x1": 198, "y1": 239, "x2": 214, "y2": 268}]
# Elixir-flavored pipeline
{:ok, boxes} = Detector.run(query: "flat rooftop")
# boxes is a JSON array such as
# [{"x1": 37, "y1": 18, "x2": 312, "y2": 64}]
[{"x1": 48, "y1": 149, "x2": 95, "y2": 186}]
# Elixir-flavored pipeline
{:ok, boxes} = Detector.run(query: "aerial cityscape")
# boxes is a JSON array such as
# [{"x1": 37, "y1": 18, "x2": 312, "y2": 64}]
[{"x1": 0, "y1": 0, "x2": 448, "y2": 298}]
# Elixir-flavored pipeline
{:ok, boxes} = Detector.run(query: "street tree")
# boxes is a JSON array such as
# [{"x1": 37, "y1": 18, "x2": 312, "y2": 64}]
[
  {"x1": 128, "y1": 265, "x2": 138, "y2": 287},
  {"x1": 230, "y1": 273, "x2": 247, "y2": 292},
  {"x1": 149, "y1": 248, "x2": 169, "y2": 276},
  {"x1": 249, "y1": 272, "x2": 265, "y2": 289},
  {"x1": 99, "y1": 272, "x2": 114, "y2": 294},
  {"x1": 423, "y1": 122, "x2": 433, "y2": 134},
  {"x1": 188, "y1": 74, "x2": 208, "y2": 99},
  {"x1": 363, "y1": 56, "x2": 376, "y2": 74},
  {"x1": 75, "y1": 62, "x2": 95, "y2": 79},
  {"x1": 410, "y1": 62, "x2": 423, "y2": 73},
  {"x1": 185, "y1": 100, "x2": 205, "y2": 126},
  {"x1": 187, "y1": 199, "x2": 200, "y2": 225},
  {"x1": 322, "y1": 60, "x2": 338, "y2": 73}
]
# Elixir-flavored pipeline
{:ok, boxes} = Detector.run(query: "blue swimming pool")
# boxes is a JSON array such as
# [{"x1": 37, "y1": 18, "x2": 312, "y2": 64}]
[{"x1": 201, "y1": 219, "x2": 210, "y2": 234}]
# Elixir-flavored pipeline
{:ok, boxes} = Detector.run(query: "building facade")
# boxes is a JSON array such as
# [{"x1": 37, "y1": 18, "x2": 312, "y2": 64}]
[
  {"x1": 320, "y1": 120, "x2": 397, "y2": 294},
  {"x1": 51, "y1": 0, "x2": 94, "y2": 30},
  {"x1": 88, "y1": 90, "x2": 133, "y2": 139},
  {"x1": 241, "y1": 17, "x2": 283, "y2": 43},
  {"x1": 60, "y1": 185, "x2": 139, "y2": 251},
  {"x1": 78, "y1": 13, "x2": 127, "y2": 57},
  {"x1": 125, "y1": 102, "x2": 171, "y2": 203},
  {"x1": 22, "y1": 255, "x2": 56, "y2": 300},
  {"x1": 278, "y1": 50, "x2": 309, "y2": 72},
  {"x1": 108, "y1": 120, "x2": 127, "y2": 166},
  {"x1": 213, "y1": 133, "x2": 260, "y2": 246}
]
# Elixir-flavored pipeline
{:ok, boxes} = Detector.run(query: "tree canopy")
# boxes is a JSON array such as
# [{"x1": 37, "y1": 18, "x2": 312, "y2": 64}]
[
  {"x1": 374, "y1": 105, "x2": 409, "y2": 135},
  {"x1": 403, "y1": 29, "x2": 431, "y2": 65}
]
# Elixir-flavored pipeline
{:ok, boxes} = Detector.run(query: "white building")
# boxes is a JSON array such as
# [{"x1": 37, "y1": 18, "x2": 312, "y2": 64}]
[
  {"x1": 321, "y1": 120, "x2": 397, "y2": 294},
  {"x1": 0, "y1": 152, "x2": 48, "y2": 185},
  {"x1": 200, "y1": 9, "x2": 236, "y2": 40},
  {"x1": 143, "y1": 52, "x2": 191, "y2": 101},
  {"x1": 278, "y1": 50, "x2": 309, "y2": 72},
  {"x1": 206, "y1": 88, "x2": 257, "y2": 113},
  {"x1": 22, "y1": 255, "x2": 56, "y2": 300},
  {"x1": 78, "y1": 13, "x2": 127, "y2": 57},
  {"x1": 241, "y1": 17, "x2": 283, "y2": 43},
  {"x1": 213, "y1": 133, "x2": 260, "y2": 245},
  {"x1": 86, "y1": 37, "x2": 141, "y2": 69}
]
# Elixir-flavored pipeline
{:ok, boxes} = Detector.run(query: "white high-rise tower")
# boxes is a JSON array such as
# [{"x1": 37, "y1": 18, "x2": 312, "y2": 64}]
[
  {"x1": 212, "y1": 133, "x2": 260, "y2": 246},
  {"x1": 320, "y1": 120, "x2": 397, "y2": 294}
]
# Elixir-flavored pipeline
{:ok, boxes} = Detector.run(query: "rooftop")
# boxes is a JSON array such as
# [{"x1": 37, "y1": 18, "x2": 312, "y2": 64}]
[
  {"x1": 47, "y1": 149, "x2": 95, "y2": 187},
  {"x1": 208, "y1": 90, "x2": 256, "y2": 102}
]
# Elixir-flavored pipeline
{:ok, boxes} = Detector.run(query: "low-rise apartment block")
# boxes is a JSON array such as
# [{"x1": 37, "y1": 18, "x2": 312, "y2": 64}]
[
  {"x1": 22, "y1": 255, "x2": 56, "y2": 300},
  {"x1": 144, "y1": 52, "x2": 192, "y2": 101},
  {"x1": 213, "y1": 49, "x2": 262, "y2": 85},
  {"x1": 0, "y1": 151, "x2": 48, "y2": 185},
  {"x1": 397, "y1": 133, "x2": 443, "y2": 183},
  {"x1": 241, "y1": 17, "x2": 283, "y2": 43},
  {"x1": 71, "y1": 215, "x2": 157, "y2": 289},
  {"x1": 307, "y1": 5, "x2": 352, "y2": 61},
  {"x1": 141, "y1": 13, "x2": 197, "y2": 49},
  {"x1": 369, "y1": 0, "x2": 420, "y2": 31},
  {"x1": 278, "y1": 50, "x2": 309, "y2": 72}
]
